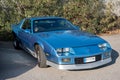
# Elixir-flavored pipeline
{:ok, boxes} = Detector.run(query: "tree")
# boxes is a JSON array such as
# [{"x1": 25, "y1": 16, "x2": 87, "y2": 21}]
[{"x1": 0, "y1": 0, "x2": 119, "y2": 40}]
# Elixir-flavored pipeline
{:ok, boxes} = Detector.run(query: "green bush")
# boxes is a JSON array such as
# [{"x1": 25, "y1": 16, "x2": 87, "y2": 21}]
[{"x1": 0, "y1": 0, "x2": 120, "y2": 40}]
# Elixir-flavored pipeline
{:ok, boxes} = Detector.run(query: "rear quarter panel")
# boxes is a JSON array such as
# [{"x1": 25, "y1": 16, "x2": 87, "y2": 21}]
[{"x1": 11, "y1": 19, "x2": 25, "y2": 36}]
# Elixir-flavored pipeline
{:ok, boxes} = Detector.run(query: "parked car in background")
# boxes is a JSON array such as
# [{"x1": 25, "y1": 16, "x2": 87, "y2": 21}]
[{"x1": 12, "y1": 17, "x2": 112, "y2": 70}]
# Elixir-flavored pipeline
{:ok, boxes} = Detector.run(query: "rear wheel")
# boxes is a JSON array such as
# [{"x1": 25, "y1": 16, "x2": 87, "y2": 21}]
[
  {"x1": 13, "y1": 37, "x2": 21, "y2": 49},
  {"x1": 35, "y1": 45, "x2": 47, "y2": 68}
]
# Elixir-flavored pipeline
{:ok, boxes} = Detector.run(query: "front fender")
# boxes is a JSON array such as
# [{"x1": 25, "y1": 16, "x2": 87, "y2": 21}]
[{"x1": 32, "y1": 35, "x2": 58, "y2": 63}]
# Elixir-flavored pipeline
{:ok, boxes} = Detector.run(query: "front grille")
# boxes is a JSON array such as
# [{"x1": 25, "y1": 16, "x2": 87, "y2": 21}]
[
  {"x1": 75, "y1": 58, "x2": 84, "y2": 64},
  {"x1": 75, "y1": 54, "x2": 101, "y2": 64}
]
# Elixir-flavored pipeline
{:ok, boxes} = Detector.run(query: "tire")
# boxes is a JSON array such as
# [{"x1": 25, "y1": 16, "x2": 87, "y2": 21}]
[
  {"x1": 13, "y1": 37, "x2": 20, "y2": 49},
  {"x1": 35, "y1": 45, "x2": 47, "y2": 68}
]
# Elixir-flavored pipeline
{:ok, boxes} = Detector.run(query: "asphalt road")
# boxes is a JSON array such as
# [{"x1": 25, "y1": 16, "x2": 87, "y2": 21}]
[{"x1": 0, "y1": 34, "x2": 120, "y2": 80}]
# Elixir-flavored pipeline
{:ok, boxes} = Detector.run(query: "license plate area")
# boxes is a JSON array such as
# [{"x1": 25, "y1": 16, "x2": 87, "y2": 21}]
[
  {"x1": 75, "y1": 55, "x2": 101, "y2": 64},
  {"x1": 84, "y1": 56, "x2": 95, "y2": 63}
]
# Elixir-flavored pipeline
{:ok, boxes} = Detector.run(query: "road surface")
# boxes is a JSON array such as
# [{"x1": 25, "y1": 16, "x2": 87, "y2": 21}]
[{"x1": 0, "y1": 34, "x2": 120, "y2": 80}]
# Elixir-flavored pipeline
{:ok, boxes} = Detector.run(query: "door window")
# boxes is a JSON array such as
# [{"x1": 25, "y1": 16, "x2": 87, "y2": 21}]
[{"x1": 22, "y1": 19, "x2": 31, "y2": 30}]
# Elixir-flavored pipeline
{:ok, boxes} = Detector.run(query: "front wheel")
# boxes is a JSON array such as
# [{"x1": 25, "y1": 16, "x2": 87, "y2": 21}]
[{"x1": 35, "y1": 45, "x2": 47, "y2": 68}]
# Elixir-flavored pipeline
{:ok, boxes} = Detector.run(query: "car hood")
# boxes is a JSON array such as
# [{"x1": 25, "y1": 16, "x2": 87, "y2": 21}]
[{"x1": 37, "y1": 30, "x2": 106, "y2": 48}]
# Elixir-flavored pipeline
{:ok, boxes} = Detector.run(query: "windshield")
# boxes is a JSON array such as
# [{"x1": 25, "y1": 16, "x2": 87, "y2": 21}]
[{"x1": 33, "y1": 19, "x2": 76, "y2": 33}]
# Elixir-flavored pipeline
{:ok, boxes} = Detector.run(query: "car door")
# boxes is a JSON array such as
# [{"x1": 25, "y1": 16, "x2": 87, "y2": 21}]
[{"x1": 18, "y1": 19, "x2": 32, "y2": 49}]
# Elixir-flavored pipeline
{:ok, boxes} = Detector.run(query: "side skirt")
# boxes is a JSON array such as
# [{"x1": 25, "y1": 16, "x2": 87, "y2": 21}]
[{"x1": 21, "y1": 45, "x2": 37, "y2": 58}]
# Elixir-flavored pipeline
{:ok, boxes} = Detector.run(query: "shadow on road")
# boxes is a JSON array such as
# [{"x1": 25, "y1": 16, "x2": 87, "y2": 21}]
[
  {"x1": 106, "y1": 49, "x2": 119, "y2": 66},
  {"x1": 0, "y1": 41, "x2": 37, "y2": 80}
]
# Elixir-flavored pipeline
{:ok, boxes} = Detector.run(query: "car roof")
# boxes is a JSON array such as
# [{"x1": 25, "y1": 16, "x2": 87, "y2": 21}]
[{"x1": 27, "y1": 16, "x2": 65, "y2": 21}]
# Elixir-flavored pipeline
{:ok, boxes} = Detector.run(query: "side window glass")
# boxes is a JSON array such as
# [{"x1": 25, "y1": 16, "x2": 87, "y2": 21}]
[{"x1": 22, "y1": 19, "x2": 31, "y2": 30}]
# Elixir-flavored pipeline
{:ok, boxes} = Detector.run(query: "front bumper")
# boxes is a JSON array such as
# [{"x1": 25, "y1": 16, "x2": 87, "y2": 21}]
[{"x1": 47, "y1": 57, "x2": 111, "y2": 70}]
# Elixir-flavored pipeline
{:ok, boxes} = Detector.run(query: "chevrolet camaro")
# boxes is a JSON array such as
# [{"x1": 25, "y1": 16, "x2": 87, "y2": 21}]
[{"x1": 12, "y1": 17, "x2": 112, "y2": 70}]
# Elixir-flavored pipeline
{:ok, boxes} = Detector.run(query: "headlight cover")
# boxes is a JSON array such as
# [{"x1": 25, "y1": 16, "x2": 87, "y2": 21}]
[
  {"x1": 56, "y1": 48, "x2": 70, "y2": 53},
  {"x1": 56, "y1": 48, "x2": 71, "y2": 56},
  {"x1": 98, "y1": 43, "x2": 111, "y2": 50}
]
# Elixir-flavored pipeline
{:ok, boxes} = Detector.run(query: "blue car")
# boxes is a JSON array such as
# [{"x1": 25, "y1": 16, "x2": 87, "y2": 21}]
[{"x1": 12, "y1": 17, "x2": 112, "y2": 70}]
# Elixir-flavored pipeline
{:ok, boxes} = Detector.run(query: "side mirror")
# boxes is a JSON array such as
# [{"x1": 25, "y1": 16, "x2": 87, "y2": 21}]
[{"x1": 25, "y1": 29, "x2": 31, "y2": 34}]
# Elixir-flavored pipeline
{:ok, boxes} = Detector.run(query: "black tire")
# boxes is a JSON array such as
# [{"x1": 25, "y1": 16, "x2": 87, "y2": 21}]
[
  {"x1": 35, "y1": 45, "x2": 47, "y2": 68},
  {"x1": 13, "y1": 37, "x2": 20, "y2": 49}
]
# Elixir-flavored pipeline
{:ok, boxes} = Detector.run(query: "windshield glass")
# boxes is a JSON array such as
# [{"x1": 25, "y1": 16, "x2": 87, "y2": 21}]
[{"x1": 33, "y1": 19, "x2": 76, "y2": 33}]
